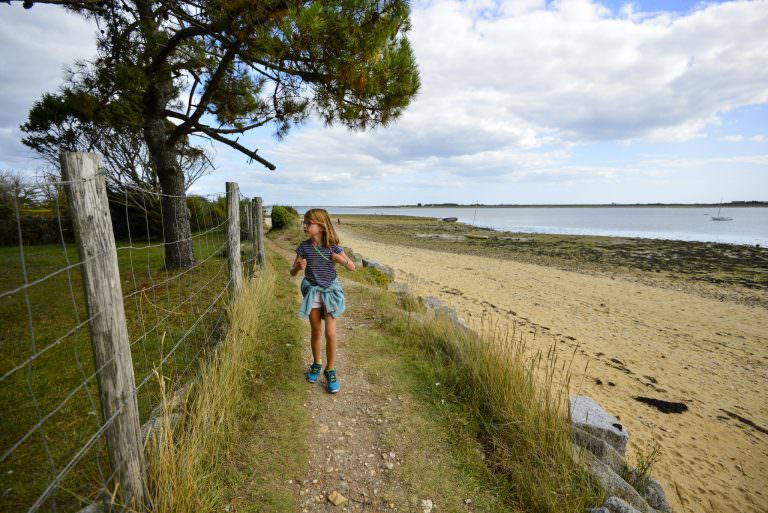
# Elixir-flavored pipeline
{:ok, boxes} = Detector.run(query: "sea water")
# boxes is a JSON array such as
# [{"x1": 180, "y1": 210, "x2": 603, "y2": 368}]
[{"x1": 290, "y1": 206, "x2": 768, "y2": 246}]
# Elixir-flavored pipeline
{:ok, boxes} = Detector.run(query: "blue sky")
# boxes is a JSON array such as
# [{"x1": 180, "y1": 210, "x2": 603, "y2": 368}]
[{"x1": 1, "y1": 0, "x2": 766, "y2": 205}]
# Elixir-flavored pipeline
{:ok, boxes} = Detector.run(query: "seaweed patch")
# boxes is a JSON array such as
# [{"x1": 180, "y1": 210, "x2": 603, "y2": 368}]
[{"x1": 633, "y1": 396, "x2": 689, "y2": 414}]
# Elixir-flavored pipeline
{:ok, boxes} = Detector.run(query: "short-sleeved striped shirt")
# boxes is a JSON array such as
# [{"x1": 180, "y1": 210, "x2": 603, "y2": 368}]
[{"x1": 296, "y1": 240, "x2": 343, "y2": 287}]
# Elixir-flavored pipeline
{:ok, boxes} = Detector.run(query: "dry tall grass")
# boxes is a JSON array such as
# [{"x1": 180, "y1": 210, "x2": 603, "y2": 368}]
[
  {"x1": 143, "y1": 268, "x2": 276, "y2": 513},
  {"x1": 382, "y1": 299, "x2": 604, "y2": 512}
]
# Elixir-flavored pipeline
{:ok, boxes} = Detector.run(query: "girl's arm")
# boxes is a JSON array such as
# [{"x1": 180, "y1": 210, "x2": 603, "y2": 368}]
[
  {"x1": 331, "y1": 250, "x2": 356, "y2": 271},
  {"x1": 291, "y1": 255, "x2": 307, "y2": 276}
]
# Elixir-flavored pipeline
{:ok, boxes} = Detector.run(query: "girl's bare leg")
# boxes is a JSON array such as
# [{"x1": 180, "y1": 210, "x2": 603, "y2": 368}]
[
  {"x1": 309, "y1": 308, "x2": 323, "y2": 364},
  {"x1": 324, "y1": 313, "x2": 337, "y2": 370}
]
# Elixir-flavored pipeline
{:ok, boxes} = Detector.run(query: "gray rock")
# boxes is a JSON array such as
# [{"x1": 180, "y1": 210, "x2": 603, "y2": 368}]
[
  {"x1": 587, "y1": 509, "x2": 611, "y2": 513},
  {"x1": 603, "y1": 496, "x2": 644, "y2": 513},
  {"x1": 388, "y1": 282, "x2": 410, "y2": 295},
  {"x1": 585, "y1": 452, "x2": 654, "y2": 513},
  {"x1": 362, "y1": 258, "x2": 395, "y2": 280},
  {"x1": 422, "y1": 296, "x2": 459, "y2": 321},
  {"x1": 641, "y1": 476, "x2": 673, "y2": 513},
  {"x1": 342, "y1": 247, "x2": 362, "y2": 264},
  {"x1": 572, "y1": 426, "x2": 627, "y2": 475},
  {"x1": 570, "y1": 395, "x2": 629, "y2": 456}
]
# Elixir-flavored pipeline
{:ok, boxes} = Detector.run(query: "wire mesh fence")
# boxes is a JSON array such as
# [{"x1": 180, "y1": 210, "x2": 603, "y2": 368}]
[{"x1": 0, "y1": 154, "x2": 263, "y2": 512}]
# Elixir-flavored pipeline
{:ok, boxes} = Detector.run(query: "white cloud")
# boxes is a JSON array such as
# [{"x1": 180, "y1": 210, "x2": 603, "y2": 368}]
[
  {"x1": 232, "y1": 0, "x2": 768, "y2": 192},
  {"x1": 406, "y1": 0, "x2": 768, "y2": 145},
  {"x1": 1, "y1": 1, "x2": 767, "y2": 204},
  {"x1": 721, "y1": 135, "x2": 768, "y2": 143},
  {"x1": 0, "y1": 5, "x2": 97, "y2": 168},
  {"x1": 640, "y1": 154, "x2": 768, "y2": 169}
]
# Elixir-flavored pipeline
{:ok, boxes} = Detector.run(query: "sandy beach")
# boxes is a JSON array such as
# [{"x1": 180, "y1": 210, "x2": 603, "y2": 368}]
[{"x1": 337, "y1": 225, "x2": 768, "y2": 513}]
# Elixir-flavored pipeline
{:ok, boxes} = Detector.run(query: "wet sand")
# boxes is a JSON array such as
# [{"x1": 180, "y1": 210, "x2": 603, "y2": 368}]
[{"x1": 338, "y1": 226, "x2": 768, "y2": 513}]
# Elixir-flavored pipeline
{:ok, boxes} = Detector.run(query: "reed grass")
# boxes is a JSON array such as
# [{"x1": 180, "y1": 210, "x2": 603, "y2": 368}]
[
  {"x1": 143, "y1": 262, "x2": 295, "y2": 513},
  {"x1": 374, "y1": 293, "x2": 604, "y2": 513}
]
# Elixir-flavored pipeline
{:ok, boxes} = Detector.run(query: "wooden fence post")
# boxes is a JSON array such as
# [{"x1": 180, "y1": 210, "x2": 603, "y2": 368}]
[
  {"x1": 249, "y1": 199, "x2": 257, "y2": 277},
  {"x1": 60, "y1": 152, "x2": 145, "y2": 508},
  {"x1": 245, "y1": 199, "x2": 253, "y2": 241},
  {"x1": 226, "y1": 182, "x2": 242, "y2": 296},
  {"x1": 254, "y1": 197, "x2": 266, "y2": 269}
]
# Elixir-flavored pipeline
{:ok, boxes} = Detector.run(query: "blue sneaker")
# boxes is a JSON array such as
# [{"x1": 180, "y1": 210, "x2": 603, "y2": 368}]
[
  {"x1": 324, "y1": 369, "x2": 340, "y2": 394},
  {"x1": 307, "y1": 362, "x2": 323, "y2": 383}
]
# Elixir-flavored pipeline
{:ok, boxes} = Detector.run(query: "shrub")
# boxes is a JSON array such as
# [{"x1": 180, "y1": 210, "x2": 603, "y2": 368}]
[{"x1": 270, "y1": 205, "x2": 299, "y2": 230}]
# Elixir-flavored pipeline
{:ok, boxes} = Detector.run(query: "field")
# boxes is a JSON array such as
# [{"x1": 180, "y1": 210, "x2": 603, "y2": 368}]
[{"x1": 0, "y1": 231, "x2": 231, "y2": 512}]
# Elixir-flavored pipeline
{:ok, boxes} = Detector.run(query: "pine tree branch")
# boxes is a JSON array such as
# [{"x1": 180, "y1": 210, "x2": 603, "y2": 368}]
[
  {"x1": 168, "y1": 43, "x2": 238, "y2": 145},
  {"x1": 147, "y1": 24, "x2": 214, "y2": 75},
  {"x1": 165, "y1": 111, "x2": 276, "y2": 170}
]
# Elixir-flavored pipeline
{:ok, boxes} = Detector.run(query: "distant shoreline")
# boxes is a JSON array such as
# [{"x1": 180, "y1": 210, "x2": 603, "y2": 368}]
[{"x1": 296, "y1": 202, "x2": 768, "y2": 209}]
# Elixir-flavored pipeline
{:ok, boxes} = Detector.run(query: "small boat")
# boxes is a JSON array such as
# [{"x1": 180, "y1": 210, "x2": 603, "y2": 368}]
[
  {"x1": 441, "y1": 217, "x2": 458, "y2": 222},
  {"x1": 711, "y1": 202, "x2": 733, "y2": 222}
]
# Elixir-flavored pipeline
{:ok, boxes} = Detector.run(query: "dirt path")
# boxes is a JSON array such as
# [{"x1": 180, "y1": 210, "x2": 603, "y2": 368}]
[
  {"x1": 335, "y1": 228, "x2": 768, "y2": 513},
  {"x1": 267, "y1": 239, "x2": 415, "y2": 511}
]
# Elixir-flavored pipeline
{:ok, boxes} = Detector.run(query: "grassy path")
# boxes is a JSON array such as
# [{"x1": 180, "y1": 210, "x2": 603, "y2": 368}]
[{"x1": 260, "y1": 236, "x2": 515, "y2": 512}]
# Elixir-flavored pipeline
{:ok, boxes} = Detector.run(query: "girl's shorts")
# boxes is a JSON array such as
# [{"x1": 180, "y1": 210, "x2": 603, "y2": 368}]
[{"x1": 311, "y1": 291, "x2": 323, "y2": 309}]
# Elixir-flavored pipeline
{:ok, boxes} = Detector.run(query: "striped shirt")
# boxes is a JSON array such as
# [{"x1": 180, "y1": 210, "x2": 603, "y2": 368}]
[{"x1": 296, "y1": 240, "x2": 343, "y2": 287}]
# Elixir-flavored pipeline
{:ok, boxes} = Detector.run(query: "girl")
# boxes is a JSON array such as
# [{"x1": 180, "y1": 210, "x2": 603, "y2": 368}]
[{"x1": 290, "y1": 209, "x2": 355, "y2": 393}]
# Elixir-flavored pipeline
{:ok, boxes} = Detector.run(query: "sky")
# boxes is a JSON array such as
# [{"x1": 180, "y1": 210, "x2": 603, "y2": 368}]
[{"x1": 1, "y1": 0, "x2": 767, "y2": 206}]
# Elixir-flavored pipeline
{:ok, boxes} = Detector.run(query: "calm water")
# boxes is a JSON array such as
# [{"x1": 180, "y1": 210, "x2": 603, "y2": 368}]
[{"x1": 290, "y1": 206, "x2": 768, "y2": 246}]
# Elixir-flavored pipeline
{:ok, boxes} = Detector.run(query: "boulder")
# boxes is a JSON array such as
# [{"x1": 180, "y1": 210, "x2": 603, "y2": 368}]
[
  {"x1": 641, "y1": 476, "x2": 673, "y2": 513},
  {"x1": 362, "y1": 258, "x2": 395, "y2": 280},
  {"x1": 422, "y1": 296, "x2": 459, "y2": 321},
  {"x1": 342, "y1": 247, "x2": 362, "y2": 264},
  {"x1": 603, "y1": 496, "x2": 644, "y2": 513},
  {"x1": 572, "y1": 425, "x2": 626, "y2": 475},
  {"x1": 388, "y1": 282, "x2": 410, "y2": 296},
  {"x1": 570, "y1": 395, "x2": 629, "y2": 456},
  {"x1": 587, "y1": 509, "x2": 611, "y2": 513},
  {"x1": 585, "y1": 452, "x2": 654, "y2": 513}
]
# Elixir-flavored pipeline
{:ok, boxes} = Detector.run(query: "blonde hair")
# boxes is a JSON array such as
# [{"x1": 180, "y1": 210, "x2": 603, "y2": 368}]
[{"x1": 304, "y1": 208, "x2": 340, "y2": 248}]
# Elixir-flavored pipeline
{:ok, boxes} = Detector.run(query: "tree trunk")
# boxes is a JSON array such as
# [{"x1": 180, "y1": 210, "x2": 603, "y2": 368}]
[
  {"x1": 158, "y1": 160, "x2": 195, "y2": 269},
  {"x1": 145, "y1": 117, "x2": 195, "y2": 269},
  {"x1": 138, "y1": 1, "x2": 195, "y2": 269}
]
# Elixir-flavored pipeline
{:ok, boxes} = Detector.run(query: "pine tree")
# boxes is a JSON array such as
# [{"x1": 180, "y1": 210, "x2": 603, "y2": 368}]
[{"x1": 16, "y1": 0, "x2": 420, "y2": 268}]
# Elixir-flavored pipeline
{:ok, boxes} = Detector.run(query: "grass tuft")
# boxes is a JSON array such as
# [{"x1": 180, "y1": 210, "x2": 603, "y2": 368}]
[
  {"x1": 144, "y1": 255, "x2": 306, "y2": 513},
  {"x1": 369, "y1": 290, "x2": 604, "y2": 513}
]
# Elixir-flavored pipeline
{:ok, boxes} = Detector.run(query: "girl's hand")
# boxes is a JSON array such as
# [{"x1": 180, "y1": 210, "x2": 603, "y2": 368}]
[{"x1": 291, "y1": 257, "x2": 307, "y2": 276}]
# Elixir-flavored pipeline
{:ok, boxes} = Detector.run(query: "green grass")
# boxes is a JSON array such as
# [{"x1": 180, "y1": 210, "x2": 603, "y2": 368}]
[
  {"x1": 0, "y1": 231, "x2": 231, "y2": 512},
  {"x1": 347, "y1": 284, "x2": 604, "y2": 513},
  {"x1": 215, "y1": 252, "x2": 308, "y2": 513},
  {"x1": 346, "y1": 323, "x2": 515, "y2": 511},
  {"x1": 145, "y1": 251, "x2": 308, "y2": 513}
]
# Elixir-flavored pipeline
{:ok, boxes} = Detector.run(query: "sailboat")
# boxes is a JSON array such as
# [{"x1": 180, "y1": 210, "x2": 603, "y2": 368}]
[{"x1": 711, "y1": 200, "x2": 733, "y2": 222}]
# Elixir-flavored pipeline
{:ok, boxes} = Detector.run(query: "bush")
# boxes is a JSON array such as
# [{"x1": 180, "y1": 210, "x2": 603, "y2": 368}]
[{"x1": 270, "y1": 205, "x2": 299, "y2": 230}]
